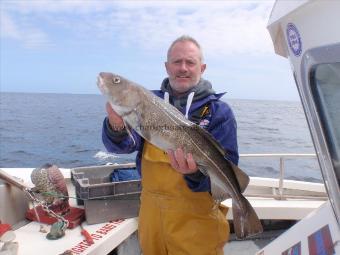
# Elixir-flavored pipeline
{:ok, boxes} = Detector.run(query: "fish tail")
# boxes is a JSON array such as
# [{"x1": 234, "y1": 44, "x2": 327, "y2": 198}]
[{"x1": 232, "y1": 195, "x2": 263, "y2": 239}]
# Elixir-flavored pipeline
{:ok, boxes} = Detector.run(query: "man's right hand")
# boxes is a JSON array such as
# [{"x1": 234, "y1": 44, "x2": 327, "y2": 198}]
[{"x1": 106, "y1": 102, "x2": 125, "y2": 131}]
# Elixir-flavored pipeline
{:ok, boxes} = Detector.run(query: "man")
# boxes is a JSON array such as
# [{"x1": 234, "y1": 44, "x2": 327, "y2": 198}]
[{"x1": 102, "y1": 35, "x2": 238, "y2": 255}]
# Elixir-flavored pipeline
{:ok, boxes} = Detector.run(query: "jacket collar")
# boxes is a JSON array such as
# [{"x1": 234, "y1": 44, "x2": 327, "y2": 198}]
[{"x1": 153, "y1": 90, "x2": 226, "y2": 115}]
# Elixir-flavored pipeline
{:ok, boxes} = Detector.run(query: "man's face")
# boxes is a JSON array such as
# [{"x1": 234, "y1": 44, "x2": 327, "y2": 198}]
[{"x1": 165, "y1": 41, "x2": 206, "y2": 95}]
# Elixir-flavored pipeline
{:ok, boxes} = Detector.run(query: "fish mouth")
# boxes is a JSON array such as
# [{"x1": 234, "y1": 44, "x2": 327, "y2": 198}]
[{"x1": 97, "y1": 75, "x2": 106, "y2": 94}]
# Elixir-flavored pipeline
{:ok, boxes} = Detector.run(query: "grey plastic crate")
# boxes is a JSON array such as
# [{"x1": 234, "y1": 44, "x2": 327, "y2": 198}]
[{"x1": 71, "y1": 163, "x2": 141, "y2": 224}]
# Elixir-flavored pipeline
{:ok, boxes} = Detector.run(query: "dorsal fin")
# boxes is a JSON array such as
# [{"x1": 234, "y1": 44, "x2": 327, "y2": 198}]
[{"x1": 193, "y1": 123, "x2": 249, "y2": 193}]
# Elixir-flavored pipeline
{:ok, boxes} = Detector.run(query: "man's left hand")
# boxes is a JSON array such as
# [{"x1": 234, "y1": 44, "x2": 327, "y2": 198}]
[{"x1": 167, "y1": 148, "x2": 198, "y2": 174}]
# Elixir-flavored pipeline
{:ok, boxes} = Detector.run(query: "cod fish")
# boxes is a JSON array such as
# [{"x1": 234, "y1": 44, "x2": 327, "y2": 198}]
[{"x1": 97, "y1": 72, "x2": 263, "y2": 239}]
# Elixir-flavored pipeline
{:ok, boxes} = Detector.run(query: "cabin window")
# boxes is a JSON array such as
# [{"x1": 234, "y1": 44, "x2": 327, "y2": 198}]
[{"x1": 310, "y1": 62, "x2": 340, "y2": 181}]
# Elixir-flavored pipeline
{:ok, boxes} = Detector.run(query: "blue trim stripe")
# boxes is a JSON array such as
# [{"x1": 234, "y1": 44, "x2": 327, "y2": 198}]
[{"x1": 308, "y1": 225, "x2": 335, "y2": 255}]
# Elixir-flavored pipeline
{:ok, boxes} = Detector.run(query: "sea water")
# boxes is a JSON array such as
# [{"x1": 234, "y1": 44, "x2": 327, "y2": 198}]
[{"x1": 0, "y1": 92, "x2": 321, "y2": 182}]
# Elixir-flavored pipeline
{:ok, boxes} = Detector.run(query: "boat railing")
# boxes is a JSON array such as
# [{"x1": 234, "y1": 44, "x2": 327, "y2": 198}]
[{"x1": 239, "y1": 153, "x2": 327, "y2": 200}]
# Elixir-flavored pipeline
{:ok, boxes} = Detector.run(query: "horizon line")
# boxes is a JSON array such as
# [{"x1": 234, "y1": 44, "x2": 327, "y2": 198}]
[{"x1": 0, "y1": 91, "x2": 301, "y2": 103}]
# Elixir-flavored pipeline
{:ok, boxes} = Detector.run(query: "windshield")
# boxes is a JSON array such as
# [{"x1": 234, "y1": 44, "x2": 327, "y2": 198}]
[{"x1": 311, "y1": 62, "x2": 340, "y2": 182}]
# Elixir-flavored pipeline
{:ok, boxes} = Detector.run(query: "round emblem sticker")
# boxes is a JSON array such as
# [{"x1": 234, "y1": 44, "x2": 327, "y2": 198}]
[{"x1": 286, "y1": 23, "x2": 302, "y2": 57}]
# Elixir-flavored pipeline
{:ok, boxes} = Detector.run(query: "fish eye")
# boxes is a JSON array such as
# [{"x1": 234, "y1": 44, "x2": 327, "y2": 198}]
[{"x1": 113, "y1": 76, "x2": 121, "y2": 84}]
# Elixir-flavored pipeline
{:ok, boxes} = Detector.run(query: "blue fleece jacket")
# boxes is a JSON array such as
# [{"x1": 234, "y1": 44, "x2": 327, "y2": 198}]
[{"x1": 102, "y1": 82, "x2": 239, "y2": 192}]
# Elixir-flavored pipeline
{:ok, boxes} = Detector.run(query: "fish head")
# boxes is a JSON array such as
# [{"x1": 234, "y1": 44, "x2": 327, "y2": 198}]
[
  {"x1": 97, "y1": 72, "x2": 141, "y2": 114},
  {"x1": 97, "y1": 72, "x2": 126, "y2": 98}
]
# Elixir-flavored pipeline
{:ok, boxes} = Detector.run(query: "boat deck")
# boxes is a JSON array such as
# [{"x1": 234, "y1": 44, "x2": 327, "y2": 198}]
[
  {"x1": 224, "y1": 230, "x2": 285, "y2": 255},
  {"x1": 0, "y1": 167, "x2": 327, "y2": 255}
]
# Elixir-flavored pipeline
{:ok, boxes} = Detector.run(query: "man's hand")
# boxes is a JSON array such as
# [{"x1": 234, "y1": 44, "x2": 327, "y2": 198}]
[
  {"x1": 167, "y1": 148, "x2": 198, "y2": 174},
  {"x1": 106, "y1": 102, "x2": 125, "y2": 131}
]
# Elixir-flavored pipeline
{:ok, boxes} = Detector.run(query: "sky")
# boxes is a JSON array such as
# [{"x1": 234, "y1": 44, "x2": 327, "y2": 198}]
[{"x1": 0, "y1": 0, "x2": 299, "y2": 101}]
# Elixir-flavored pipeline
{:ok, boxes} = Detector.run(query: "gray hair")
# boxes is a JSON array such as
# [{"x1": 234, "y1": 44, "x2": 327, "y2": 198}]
[{"x1": 167, "y1": 35, "x2": 204, "y2": 62}]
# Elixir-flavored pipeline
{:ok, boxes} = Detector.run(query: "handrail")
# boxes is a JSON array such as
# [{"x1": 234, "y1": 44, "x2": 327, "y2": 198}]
[
  {"x1": 240, "y1": 153, "x2": 316, "y2": 158},
  {"x1": 239, "y1": 153, "x2": 319, "y2": 200}
]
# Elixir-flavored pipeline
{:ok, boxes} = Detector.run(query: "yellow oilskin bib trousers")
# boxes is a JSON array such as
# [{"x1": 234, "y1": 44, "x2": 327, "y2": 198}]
[{"x1": 138, "y1": 141, "x2": 230, "y2": 255}]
